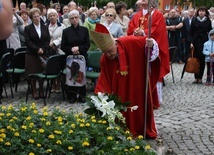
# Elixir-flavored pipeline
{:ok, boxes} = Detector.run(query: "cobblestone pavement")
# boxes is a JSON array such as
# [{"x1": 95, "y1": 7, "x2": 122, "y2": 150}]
[{"x1": 1, "y1": 63, "x2": 214, "y2": 155}]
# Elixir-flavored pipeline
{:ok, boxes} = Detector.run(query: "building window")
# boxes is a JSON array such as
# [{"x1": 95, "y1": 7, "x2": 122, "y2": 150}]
[{"x1": 165, "y1": 5, "x2": 170, "y2": 11}]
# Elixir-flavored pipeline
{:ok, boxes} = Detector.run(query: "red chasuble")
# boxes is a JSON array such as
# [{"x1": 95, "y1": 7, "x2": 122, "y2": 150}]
[
  {"x1": 95, "y1": 35, "x2": 161, "y2": 138},
  {"x1": 127, "y1": 10, "x2": 170, "y2": 81}
]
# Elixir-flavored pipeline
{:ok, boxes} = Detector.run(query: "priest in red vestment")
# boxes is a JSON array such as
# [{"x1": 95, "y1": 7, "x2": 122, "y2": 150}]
[
  {"x1": 127, "y1": 1, "x2": 169, "y2": 84},
  {"x1": 90, "y1": 22, "x2": 169, "y2": 139}
]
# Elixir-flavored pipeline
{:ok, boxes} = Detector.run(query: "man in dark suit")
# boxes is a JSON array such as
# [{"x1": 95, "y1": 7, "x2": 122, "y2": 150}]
[{"x1": 182, "y1": 8, "x2": 196, "y2": 62}]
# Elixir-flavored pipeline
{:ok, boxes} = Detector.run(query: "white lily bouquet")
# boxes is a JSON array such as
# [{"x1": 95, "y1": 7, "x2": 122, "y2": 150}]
[{"x1": 84, "y1": 92, "x2": 138, "y2": 128}]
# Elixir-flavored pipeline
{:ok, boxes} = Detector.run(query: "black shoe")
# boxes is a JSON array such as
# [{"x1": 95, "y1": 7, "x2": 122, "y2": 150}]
[
  {"x1": 78, "y1": 97, "x2": 86, "y2": 103},
  {"x1": 69, "y1": 98, "x2": 77, "y2": 104}
]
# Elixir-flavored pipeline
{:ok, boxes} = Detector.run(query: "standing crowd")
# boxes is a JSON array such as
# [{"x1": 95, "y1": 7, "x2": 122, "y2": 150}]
[{"x1": 0, "y1": 0, "x2": 214, "y2": 139}]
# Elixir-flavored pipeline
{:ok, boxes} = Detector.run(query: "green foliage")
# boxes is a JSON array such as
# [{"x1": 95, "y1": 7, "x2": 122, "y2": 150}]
[{"x1": 0, "y1": 103, "x2": 156, "y2": 155}]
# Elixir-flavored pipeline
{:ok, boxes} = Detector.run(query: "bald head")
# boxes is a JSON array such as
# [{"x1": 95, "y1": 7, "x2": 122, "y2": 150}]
[
  {"x1": 107, "y1": 2, "x2": 115, "y2": 9},
  {"x1": 68, "y1": 1, "x2": 77, "y2": 11}
]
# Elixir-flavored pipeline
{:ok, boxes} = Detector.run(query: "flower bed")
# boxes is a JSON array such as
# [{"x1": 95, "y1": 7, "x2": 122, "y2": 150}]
[{"x1": 0, "y1": 101, "x2": 156, "y2": 155}]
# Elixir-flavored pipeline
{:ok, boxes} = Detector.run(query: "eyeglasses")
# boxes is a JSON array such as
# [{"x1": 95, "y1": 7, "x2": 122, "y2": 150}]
[
  {"x1": 70, "y1": 16, "x2": 79, "y2": 20},
  {"x1": 105, "y1": 14, "x2": 113, "y2": 17}
]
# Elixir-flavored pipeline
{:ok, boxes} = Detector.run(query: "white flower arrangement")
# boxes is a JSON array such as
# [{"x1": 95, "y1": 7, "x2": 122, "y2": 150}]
[{"x1": 85, "y1": 92, "x2": 138, "y2": 128}]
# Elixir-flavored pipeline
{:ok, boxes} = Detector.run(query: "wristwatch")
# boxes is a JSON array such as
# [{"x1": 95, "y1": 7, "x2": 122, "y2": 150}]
[{"x1": 0, "y1": 0, "x2": 2, "y2": 12}]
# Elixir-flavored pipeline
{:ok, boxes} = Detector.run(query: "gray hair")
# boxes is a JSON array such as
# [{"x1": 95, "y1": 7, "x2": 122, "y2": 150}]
[{"x1": 68, "y1": 9, "x2": 79, "y2": 18}]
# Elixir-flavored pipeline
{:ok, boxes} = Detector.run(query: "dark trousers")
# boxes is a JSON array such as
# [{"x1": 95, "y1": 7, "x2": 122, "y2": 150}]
[
  {"x1": 206, "y1": 62, "x2": 214, "y2": 82},
  {"x1": 169, "y1": 35, "x2": 183, "y2": 62},
  {"x1": 67, "y1": 85, "x2": 86, "y2": 100},
  {"x1": 194, "y1": 56, "x2": 205, "y2": 80},
  {"x1": 184, "y1": 41, "x2": 191, "y2": 62}
]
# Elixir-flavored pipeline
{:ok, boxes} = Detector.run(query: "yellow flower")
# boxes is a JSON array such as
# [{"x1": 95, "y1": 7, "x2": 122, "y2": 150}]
[
  {"x1": 29, "y1": 123, "x2": 34, "y2": 128},
  {"x1": 85, "y1": 123, "x2": 90, "y2": 127},
  {"x1": 32, "y1": 130, "x2": 36, "y2": 133},
  {"x1": 28, "y1": 139, "x2": 34, "y2": 143},
  {"x1": 9, "y1": 119, "x2": 14, "y2": 122},
  {"x1": 39, "y1": 128, "x2": 44, "y2": 133},
  {"x1": 33, "y1": 110, "x2": 38, "y2": 114},
  {"x1": 82, "y1": 141, "x2": 90, "y2": 147},
  {"x1": 43, "y1": 112, "x2": 48, "y2": 116},
  {"x1": 127, "y1": 136, "x2": 132, "y2": 141},
  {"x1": 80, "y1": 119, "x2": 85, "y2": 123},
  {"x1": 29, "y1": 152, "x2": 35, "y2": 155},
  {"x1": 1, "y1": 106, "x2": 6, "y2": 110},
  {"x1": 80, "y1": 123, "x2": 85, "y2": 127},
  {"x1": 30, "y1": 103, "x2": 36, "y2": 109},
  {"x1": 0, "y1": 113, "x2": 5, "y2": 116},
  {"x1": 106, "y1": 127, "x2": 112, "y2": 130},
  {"x1": 135, "y1": 145, "x2": 140, "y2": 150},
  {"x1": 43, "y1": 106, "x2": 48, "y2": 111},
  {"x1": 0, "y1": 138, "x2": 3, "y2": 142},
  {"x1": 58, "y1": 122, "x2": 63, "y2": 125},
  {"x1": 40, "y1": 118, "x2": 46, "y2": 121},
  {"x1": 68, "y1": 146, "x2": 73, "y2": 150},
  {"x1": 26, "y1": 116, "x2": 31, "y2": 121},
  {"x1": 58, "y1": 116, "x2": 63, "y2": 122},
  {"x1": 7, "y1": 105, "x2": 13, "y2": 110},
  {"x1": 14, "y1": 132, "x2": 19, "y2": 137},
  {"x1": 98, "y1": 120, "x2": 102, "y2": 123},
  {"x1": 5, "y1": 142, "x2": 11, "y2": 146},
  {"x1": 48, "y1": 134, "x2": 55, "y2": 139},
  {"x1": 125, "y1": 130, "x2": 130, "y2": 134},
  {"x1": 46, "y1": 121, "x2": 51, "y2": 125},
  {"x1": 0, "y1": 133, "x2": 6, "y2": 138},
  {"x1": 92, "y1": 119, "x2": 96, "y2": 123},
  {"x1": 54, "y1": 130, "x2": 62, "y2": 135},
  {"x1": 71, "y1": 124, "x2": 76, "y2": 129},
  {"x1": 37, "y1": 143, "x2": 41, "y2": 147},
  {"x1": 21, "y1": 125, "x2": 27, "y2": 130},
  {"x1": 6, "y1": 113, "x2": 11, "y2": 117},
  {"x1": 102, "y1": 120, "x2": 107, "y2": 124},
  {"x1": 56, "y1": 140, "x2": 62, "y2": 145},
  {"x1": 21, "y1": 107, "x2": 27, "y2": 111},
  {"x1": 0, "y1": 128, "x2": 5, "y2": 132},
  {"x1": 145, "y1": 145, "x2": 151, "y2": 150},
  {"x1": 91, "y1": 116, "x2": 95, "y2": 119},
  {"x1": 69, "y1": 130, "x2": 74, "y2": 134},
  {"x1": 115, "y1": 127, "x2": 120, "y2": 131},
  {"x1": 107, "y1": 136, "x2": 113, "y2": 140},
  {"x1": 13, "y1": 116, "x2": 17, "y2": 120},
  {"x1": 138, "y1": 135, "x2": 143, "y2": 139},
  {"x1": 124, "y1": 149, "x2": 129, "y2": 152},
  {"x1": 7, "y1": 126, "x2": 12, "y2": 130},
  {"x1": 130, "y1": 148, "x2": 135, "y2": 151},
  {"x1": 46, "y1": 149, "x2": 52, "y2": 153}
]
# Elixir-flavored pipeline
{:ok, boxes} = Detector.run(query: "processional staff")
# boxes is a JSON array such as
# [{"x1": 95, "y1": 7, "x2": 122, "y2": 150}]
[{"x1": 144, "y1": 0, "x2": 153, "y2": 139}]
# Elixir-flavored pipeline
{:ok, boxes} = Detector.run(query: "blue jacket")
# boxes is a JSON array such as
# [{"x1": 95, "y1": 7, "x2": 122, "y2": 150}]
[{"x1": 203, "y1": 29, "x2": 214, "y2": 62}]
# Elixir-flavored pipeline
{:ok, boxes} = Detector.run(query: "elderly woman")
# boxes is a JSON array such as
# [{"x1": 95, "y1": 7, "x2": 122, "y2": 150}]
[
  {"x1": 18, "y1": 10, "x2": 31, "y2": 46},
  {"x1": 24, "y1": 8, "x2": 50, "y2": 99},
  {"x1": 61, "y1": 9, "x2": 90, "y2": 103},
  {"x1": 83, "y1": 7, "x2": 100, "y2": 50},
  {"x1": 115, "y1": 1, "x2": 130, "y2": 36},
  {"x1": 103, "y1": 8, "x2": 123, "y2": 38},
  {"x1": 47, "y1": 8, "x2": 65, "y2": 93}
]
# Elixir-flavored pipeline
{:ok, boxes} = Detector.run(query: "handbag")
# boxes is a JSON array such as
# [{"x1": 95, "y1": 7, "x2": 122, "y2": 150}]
[{"x1": 185, "y1": 48, "x2": 200, "y2": 73}]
